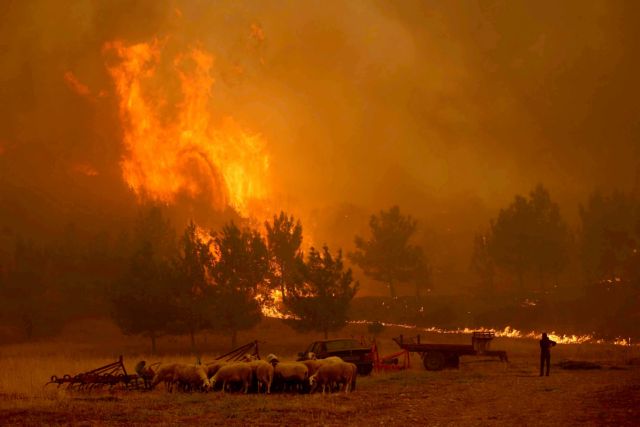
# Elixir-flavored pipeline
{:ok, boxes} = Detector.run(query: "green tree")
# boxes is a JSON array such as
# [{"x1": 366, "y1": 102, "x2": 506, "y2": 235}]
[
  {"x1": 349, "y1": 206, "x2": 425, "y2": 298},
  {"x1": 487, "y1": 185, "x2": 570, "y2": 294},
  {"x1": 210, "y1": 222, "x2": 269, "y2": 348},
  {"x1": 110, "y1": 205, "x2": 177, "y2": 353},
  {"x1": 265, "y1": 212, "x2": 305, "y2": 301},
  {"x1": 172, "y1": 220, "x2": 215, "y2": 350},
  {"x1": 284, "y1": 246, "x2": 358, "y2": 339}
]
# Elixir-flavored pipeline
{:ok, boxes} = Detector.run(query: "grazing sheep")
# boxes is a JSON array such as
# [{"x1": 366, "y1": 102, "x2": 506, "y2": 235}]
[
  {"x1": 205, "y1": 361, "x2": 228, "y2": 379},
  {"x1": 246, "y1": 360, "x2": 274, "y2": 394},
  {"x1": 309, "y1": 362, "x2": 354, "y2": 394},
  {"x1": 323, "y1": 356, "x2": 344, "y2": 363},
  {"x1": 211, "y1": 363, "x2": 253, "y2": 393},
  {"x1": 134, "y1": 360, "x2": 156, "y2": 390},
  {"x1": 150, "y1": 363, "x2": 180, "y2": 392},
  {"x1": 301, "y1": 359, "x2": 325, "y2": 377},
  {"x1": 173, "y1": 364, "x2": 210, "y2": 392},
  {"x1": 346, "y1": 362, "x2": 358, "y2": 392},
  {"x1": 273, "y1": 362, "x2": 309, "y2": 393}
]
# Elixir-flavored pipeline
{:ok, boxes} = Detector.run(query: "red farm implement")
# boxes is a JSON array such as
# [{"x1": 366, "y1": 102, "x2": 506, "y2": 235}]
[{"x1": 371, "y1": 340, "x2": 410, "y2": 372}]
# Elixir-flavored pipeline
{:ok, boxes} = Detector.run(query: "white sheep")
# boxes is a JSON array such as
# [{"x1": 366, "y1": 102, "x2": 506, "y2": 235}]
[
  {"x1": 247, "y1": 360, "x2": 274, "y2": 394},
  {"x1": 309, "y1": 361, "x2": 354, "y2": 394},
  {"x1": 173, "y1": 364, "x2": 210, "y2": 392},
  {"x1": 210, "y1": 362, "x2": 253, "y2": 393},
  {"x1": 301, "y1": 359, "x2": 325, "y2": 377},
  {"x1": 205, "y1": 360, "x2": 227, "y2": 379},
  {"x1": 150, "y1": 363, "x2": 180, "y2": 392},
  {"x1": 273, "y1": 361, "x2": 309, "y2": 393}
]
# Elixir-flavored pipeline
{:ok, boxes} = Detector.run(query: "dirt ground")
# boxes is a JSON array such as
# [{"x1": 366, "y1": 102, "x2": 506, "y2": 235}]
[{"x1": 0, "y1": 319, "x2": 638, "y2": 426}]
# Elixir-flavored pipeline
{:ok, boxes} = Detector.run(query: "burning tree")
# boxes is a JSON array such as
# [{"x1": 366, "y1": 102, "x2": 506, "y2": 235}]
[
  {"x1": 265, "y1": 212, "x2": 305, "y2": 300},
  {"x1": 349, "y1": 206, "x2": 427, "y2": 298},
  {"x1": 284, "y1": 246, "x2": 358, "y2": 339},
  {"x1": 210, "y1": 222, "x2": 269, "y2": 348}
]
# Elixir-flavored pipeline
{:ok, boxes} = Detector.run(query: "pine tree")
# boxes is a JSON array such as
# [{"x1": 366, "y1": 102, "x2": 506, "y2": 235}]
[
  {"x1": 210, "y1": 222, "x2": 269, "y2": 348},
  {"x1": 285, "y1": 246, "x2": 358, "y2": 339}
]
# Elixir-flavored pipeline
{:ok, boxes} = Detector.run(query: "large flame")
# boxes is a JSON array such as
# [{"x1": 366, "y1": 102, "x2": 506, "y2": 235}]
[{"x1": 104, "y1": 39, "x2": 270, "y2": 216}]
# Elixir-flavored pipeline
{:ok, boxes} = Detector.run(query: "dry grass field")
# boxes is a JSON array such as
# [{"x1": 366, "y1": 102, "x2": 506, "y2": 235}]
[{"x1": 0, "y1": 318, "x2": 638, "y2": 426}]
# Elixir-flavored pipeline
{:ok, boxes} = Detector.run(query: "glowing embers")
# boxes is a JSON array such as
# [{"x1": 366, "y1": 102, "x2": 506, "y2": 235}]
[{"x1": 104, "y1": 39, "x2": 270, "y2": 216}]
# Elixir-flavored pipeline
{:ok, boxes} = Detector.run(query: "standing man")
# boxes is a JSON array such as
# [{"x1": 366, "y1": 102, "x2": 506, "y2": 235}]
[{"x1": 540, "y1": 332, "x2": 557, "y2": 376}]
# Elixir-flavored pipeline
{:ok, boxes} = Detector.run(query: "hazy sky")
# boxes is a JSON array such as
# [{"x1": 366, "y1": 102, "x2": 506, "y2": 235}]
[{"x1": 1, "y1": 0, "x2": 639, "y2": 242}]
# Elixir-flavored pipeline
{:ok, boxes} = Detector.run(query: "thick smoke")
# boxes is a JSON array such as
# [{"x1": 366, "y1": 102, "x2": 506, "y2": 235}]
[{"x1": 1, "y1": 0, "x2": 639, "y2": 293}]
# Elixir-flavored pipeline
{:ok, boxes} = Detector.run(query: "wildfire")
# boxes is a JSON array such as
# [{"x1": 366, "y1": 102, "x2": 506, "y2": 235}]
[
  {"x1": 104, "y1": 39, "x2": 270, "y2": 217},
  {"x1": 347, "y1": 320, "x2": 633, "y2": 346}
]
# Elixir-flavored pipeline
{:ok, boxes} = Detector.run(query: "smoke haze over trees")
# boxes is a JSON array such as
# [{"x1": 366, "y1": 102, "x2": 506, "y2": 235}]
[{"x1": 1, "y1": 1, "x2": 640, "y2": 346}]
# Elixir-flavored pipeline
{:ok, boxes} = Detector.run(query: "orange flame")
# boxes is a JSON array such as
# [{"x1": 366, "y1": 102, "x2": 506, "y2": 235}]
[
  {"x1": 104, "y1": 39, "x2": 270, "y2": 217},
  {"x1": 347, "y1": 320, "x2": 634, "y2": 346},
  {"x1": 64, "y1": 71, "x2": 91, "y2": 97}
]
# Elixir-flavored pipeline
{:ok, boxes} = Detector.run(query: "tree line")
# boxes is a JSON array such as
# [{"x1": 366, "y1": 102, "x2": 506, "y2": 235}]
[
  {"x1": 1, "y1": 184, "x2": 639, "y2": 345},
  {"x1": 108, "y1": 208, "x2": 360, "y2": 352}
]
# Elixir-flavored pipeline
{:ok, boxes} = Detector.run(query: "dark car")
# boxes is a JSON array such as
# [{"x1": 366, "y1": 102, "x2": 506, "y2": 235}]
[{"x1": 297, "y1": 338, "x2": 374, "y2": 375}]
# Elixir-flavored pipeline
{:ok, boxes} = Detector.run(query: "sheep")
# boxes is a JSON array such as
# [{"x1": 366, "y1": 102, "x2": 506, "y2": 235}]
[
  {"x1": 301, "y1": 359, "x2": 325, "y2": 377},
  {"x1": 205, "y1": 360, "x2": 228, "y2": 380},
  {"x1": 247, "y1": 360, "x2": 274, "y2": 394},
  {"x1": 265, "y1": 353, "x2": 279, "y2": 366},
  {"x1": 309, "y1": 361, "x2": 354, "y2": 394},
  {"x1": 173, "y1": 364, "x2": 210, "y2": 392},
  {"x1": 134, "y1": 360, "x2": 156, "y2": 390},
  {"x1": 273, "y1": 362, "x2": 309, "y2": 393},
  {"x1": 345, "y1": 362, "x2": 358, "y2": 392},
  {"x1": 301, "y1": 357, "x2": 348, "y2": 389},
  {"x1": 150, "y1": 363, "x2": 180, "y2": 392},
  {"x1": 210, "y1": 362, "x2": 253, "y2": 393}
]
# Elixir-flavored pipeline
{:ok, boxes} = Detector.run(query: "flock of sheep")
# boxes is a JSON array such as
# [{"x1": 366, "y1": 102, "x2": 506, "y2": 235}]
[{"x1": 134, "y1": 353, "x2": 357, "y2": 395}]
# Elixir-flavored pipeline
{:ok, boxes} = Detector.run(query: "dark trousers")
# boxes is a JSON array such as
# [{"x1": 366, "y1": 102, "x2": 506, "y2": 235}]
[{"x1": 540, "y1": 353, "x2": 551, "y2": 376}]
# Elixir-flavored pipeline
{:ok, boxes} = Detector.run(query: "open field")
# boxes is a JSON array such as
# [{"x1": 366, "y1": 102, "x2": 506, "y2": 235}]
[{"x1": 1, "y1": 318, "x2": 638, "y2": 426}]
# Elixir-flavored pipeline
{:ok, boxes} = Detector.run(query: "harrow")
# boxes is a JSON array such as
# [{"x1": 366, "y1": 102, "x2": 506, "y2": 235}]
[{"x1": 46, "y1": 355, "x2": 142, "y2": 390}]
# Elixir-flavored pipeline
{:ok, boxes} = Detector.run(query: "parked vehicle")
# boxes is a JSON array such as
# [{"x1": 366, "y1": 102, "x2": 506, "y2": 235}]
[{"x1": 297, "y1": 338, "x2": 374, "y2": 375}]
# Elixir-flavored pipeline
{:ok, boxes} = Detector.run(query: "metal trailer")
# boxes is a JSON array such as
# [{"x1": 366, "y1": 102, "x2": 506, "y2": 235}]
[{"x1": 393, "y1": 332, "x2": 508, "y2": 371}]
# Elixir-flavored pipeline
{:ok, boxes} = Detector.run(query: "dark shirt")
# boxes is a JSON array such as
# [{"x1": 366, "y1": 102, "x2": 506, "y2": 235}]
[{"x1": 540, "y1": 337, "x2": 557, "y2": 355}]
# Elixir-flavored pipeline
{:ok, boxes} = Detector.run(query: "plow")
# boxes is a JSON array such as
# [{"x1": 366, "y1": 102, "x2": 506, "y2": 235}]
[{"x1": 45, "y1": 355, "x2": 143, "y2": 390}]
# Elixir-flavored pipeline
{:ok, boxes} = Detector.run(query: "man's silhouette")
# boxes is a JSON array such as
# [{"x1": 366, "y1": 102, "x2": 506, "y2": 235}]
[{"x1": 539, "y1": 332, "x2": 556, "y2": 376}]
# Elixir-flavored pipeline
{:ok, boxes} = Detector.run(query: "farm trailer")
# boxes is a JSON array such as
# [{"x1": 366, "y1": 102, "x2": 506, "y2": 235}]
[{"x1": 393, "y1": 332, "x2": 508, "y2": 371}]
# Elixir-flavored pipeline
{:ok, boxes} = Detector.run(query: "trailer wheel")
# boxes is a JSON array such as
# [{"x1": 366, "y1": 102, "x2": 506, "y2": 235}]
[{"x1": 423, "y1": 351, "x2": 446, "y2": 371}]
